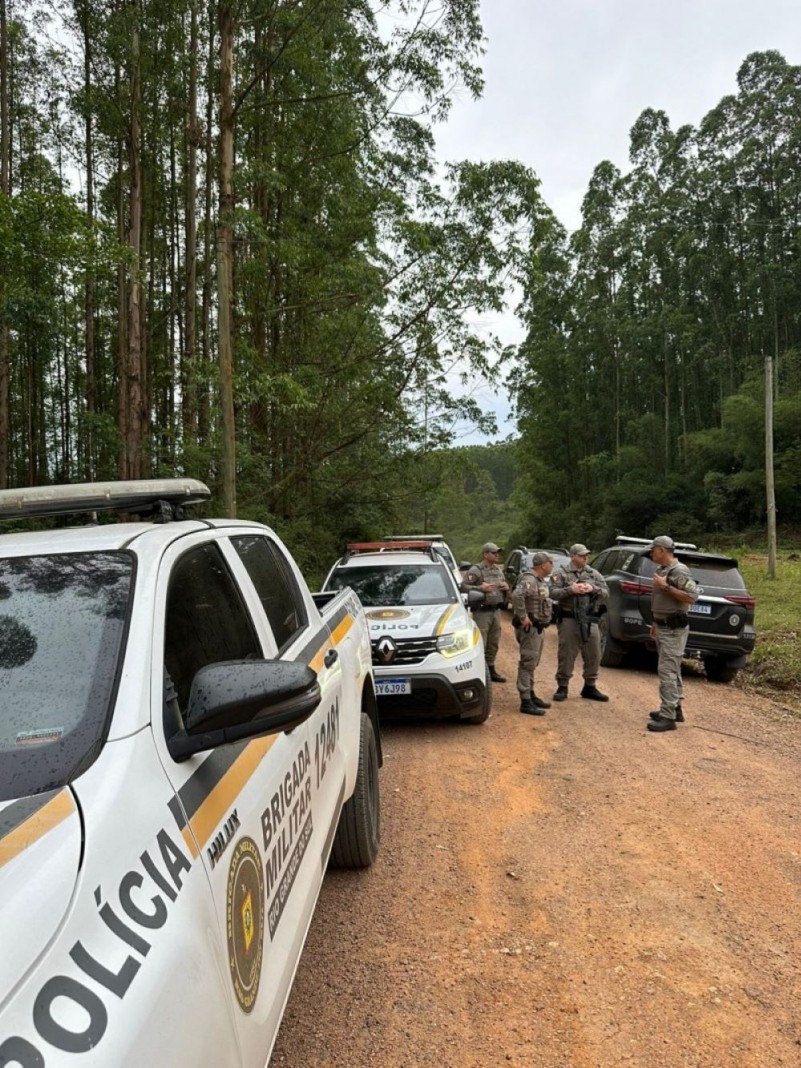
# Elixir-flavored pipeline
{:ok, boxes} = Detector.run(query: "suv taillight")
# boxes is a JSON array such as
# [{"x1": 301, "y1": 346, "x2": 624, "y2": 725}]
[
  {"x1": 725, "y1": 594, "x2": 755, "y2": 608},
  {"x1": 620, "y1": 580, "x2": 651, "y2": 595}
]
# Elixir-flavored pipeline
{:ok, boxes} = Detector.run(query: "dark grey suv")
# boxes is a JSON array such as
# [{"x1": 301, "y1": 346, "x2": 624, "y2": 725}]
[
  {"x1": 502, "y1": 546, "x2": 570, "y2": 606},
  {"x1": 591, "y1": 536, "x2": 756, "y2": 683}
]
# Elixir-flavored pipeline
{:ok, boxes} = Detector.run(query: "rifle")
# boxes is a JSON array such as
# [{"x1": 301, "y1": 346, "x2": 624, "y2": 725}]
[{"x1": 573, "y1": 593, "x2": 595, "y2": 643}]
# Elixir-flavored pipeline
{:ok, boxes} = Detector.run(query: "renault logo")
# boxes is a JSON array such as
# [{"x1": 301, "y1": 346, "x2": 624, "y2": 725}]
[{"x1": 376, "y1": 636, "x2": 397, "y2": 664}]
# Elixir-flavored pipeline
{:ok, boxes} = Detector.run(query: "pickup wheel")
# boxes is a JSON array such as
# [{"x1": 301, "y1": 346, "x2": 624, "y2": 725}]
[
  {"x1": 330, "y1": 713, "x2": 380, "y2": 868},
  {"x1": 598, "y1": 613, "x2": 626, "y2": 667},
  {"x1": 704, "y1": 657, "x2": 739, "y2": 684},
  {"x1": 462, "y1": 665, "x2": 492, "y2": 724}
]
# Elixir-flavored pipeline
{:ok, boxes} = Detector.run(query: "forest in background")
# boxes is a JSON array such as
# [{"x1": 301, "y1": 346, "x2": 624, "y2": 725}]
[
  {"x1": 513, "y1": 51, "x2": 801, "y2": 552},
  {"x1": 1, "y1": 0, "x2": 800, "y2": 574},
  {"x1": 0, "y1": 0, "x2": 547, "y2": 574}
]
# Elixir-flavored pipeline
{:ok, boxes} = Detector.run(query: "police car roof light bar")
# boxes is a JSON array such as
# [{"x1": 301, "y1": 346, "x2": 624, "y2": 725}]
[
  {"x1": 0, "y1": 478, "x2": 211, "y2": 521},
  {"x1": 344, "y1": 540, "x2": 439, "y2": 559}
]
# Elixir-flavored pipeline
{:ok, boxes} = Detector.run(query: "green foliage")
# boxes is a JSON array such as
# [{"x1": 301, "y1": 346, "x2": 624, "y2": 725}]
[
  {"x1": 514, "y1": 50, "x2": 801, "y2": 553},
  {"x1": 735, "y1": 551, "x2": 801, "y2": 710}
]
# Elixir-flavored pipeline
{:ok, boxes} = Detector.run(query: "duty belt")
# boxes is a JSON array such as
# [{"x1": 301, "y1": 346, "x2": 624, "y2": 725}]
[
  {"x1": 654, "y1": 614, "x2": 689, "y2": 629},
  {"x1": 476, "y1": 605, "x2": 501, "y2": 611}
]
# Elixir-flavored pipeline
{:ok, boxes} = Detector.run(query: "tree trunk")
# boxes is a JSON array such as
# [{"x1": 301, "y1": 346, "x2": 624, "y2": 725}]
[
  {"x1": 183, "y1": 0, "x2": 199, "y2": 452},
  {"x1": 126, "y1": 10, "x2": 144, "y2": 479},
  {"x1": 217, "y1": 0, "x2": 236, "y2": 515},
  {"x1": 0, "y1": 0, "x2": 9, "y2": 487},
  {"x1": 77, "y1": 1, "x2": 96, "y2": 480}
]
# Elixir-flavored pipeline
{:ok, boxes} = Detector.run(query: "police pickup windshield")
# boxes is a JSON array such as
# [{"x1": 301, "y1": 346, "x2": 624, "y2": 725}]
[{"x1": 0, "y1": 552, "x2": 134, "y2": 801}]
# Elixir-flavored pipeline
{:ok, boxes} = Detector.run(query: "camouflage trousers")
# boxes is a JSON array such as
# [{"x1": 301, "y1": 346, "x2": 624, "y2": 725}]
[
  {"x1": 515, "y1": 625, "x2": 545, "y2": 696},
  {"x1": 555, "y1": 617, "x2": 601, "y2": 686},
  {"x1": 474, "y1": 609, "x2": 501, "y2": 668},
  {"x1": 654, "y1": 624, "x2": 688, "y2": 720}
]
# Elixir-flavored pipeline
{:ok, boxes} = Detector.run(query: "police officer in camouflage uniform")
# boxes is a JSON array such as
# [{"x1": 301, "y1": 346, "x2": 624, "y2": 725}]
[
  {"x1": 549, "y1": 543, "x2": 609, "y2": 702},
  {"x1": 464, "y1": 542, "x2": 509, "y2": 682},
  {"x1": 512, "y1": 551, "x2": 554, "y2": 715},
  {"x1": 646, "y1": 535, "x2": 700, "y2": 733}
]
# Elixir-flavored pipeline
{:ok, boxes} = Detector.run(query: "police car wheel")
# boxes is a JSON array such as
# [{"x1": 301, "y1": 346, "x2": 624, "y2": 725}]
[
  {"x1": 463, "y1": 665, "x2": 492, "y2": 724},
  {"x1": 598, "y1": 613, "x2": 626, "y2": 668},
  {"x1": 330, "y1": 713, "x2": 380, "y2": 868}
]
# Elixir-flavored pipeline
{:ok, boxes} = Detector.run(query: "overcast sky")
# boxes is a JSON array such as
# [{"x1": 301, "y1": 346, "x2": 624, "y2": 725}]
[{"x1": 439, "y1": 0, "x2": 801, "y2": 444}]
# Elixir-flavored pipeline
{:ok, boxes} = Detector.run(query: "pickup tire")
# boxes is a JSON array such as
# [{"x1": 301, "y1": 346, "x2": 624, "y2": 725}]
[
  {"x1": 330, "y1": 713, "x2": 380, "y2": 868},
  {"x1": 463, "y1": 665, "x2": 492, "y2": 724},
  {"x1": 598, "y1": 613, "x2": 626, "y2": 667},
  {"x1": 704, "y1": 657, "x2": 739, "y2": 684}
]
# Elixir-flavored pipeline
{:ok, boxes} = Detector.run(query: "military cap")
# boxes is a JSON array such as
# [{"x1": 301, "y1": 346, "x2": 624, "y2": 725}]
[
  {"x1": 482, "y1": 541, "x2": 502, "y2": 554},
  {"x1": 649, "y1": 535, "x2": 675, "y2": 551},
  {"x1": 530, "y1": 551, "x2": 552, "y2": 566},
  {"x1": 569, "y1": 543, "x2": 590, "y2": 556}
]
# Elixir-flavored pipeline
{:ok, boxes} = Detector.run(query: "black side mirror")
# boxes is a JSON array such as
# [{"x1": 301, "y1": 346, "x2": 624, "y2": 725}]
[{"x1": 167, "y1": 660, "x2": 321, "y2": 761}]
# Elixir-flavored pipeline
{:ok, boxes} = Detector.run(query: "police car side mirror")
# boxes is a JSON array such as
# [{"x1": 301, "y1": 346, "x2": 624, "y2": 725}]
[
  {"x1": 466, "y1": 589, "x2": 486, "y2": 607},
  {"x1": 167, "y1": 660, "x2": 321, "y2": 761}
]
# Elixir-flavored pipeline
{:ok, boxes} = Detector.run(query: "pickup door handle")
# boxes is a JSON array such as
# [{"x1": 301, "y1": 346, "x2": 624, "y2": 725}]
[{"x1": 324, "y1": 648, "x2": 339, "y2": 669}]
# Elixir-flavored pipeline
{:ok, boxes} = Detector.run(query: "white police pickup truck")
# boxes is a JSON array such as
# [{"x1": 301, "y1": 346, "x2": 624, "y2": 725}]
[
  {"x1": 0, "y1": 479, "x2": 380, "y2": 1067},
  {"x1": 322, "y1": 541, "x2": 490, "y2": 723}
]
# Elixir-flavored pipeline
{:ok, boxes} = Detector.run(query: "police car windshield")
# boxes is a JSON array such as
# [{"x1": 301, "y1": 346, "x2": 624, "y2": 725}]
[
  {"x1": 0, "y1": 552, "x2": 134, "y2": 801},
  {"x1": 328, "y1": 563, "x2": 457, "y2": 607}
]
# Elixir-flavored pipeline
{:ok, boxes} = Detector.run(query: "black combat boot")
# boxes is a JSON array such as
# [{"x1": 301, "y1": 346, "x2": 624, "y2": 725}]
[
  {"x1": 489, "y1": 668, "x2": 506, "y2": 683},
  {"x1": 553, "y1": 685, "x2": 568, "y2": 702},
  {"x1": 646, "y1": 716, "x2": 676, "y2": 732},
  {"x1": 650, "y1": 704, "x2": 684, "y2": 723},
  {"x1": 519, "y1": 697, "x2": 545, "y2": 716},
  {"x1": 531, "y1": 692, "x2": 551, "y2": 709},
  {"x1": 580, "y1": 684, "x2": 609, "y2": 702}
]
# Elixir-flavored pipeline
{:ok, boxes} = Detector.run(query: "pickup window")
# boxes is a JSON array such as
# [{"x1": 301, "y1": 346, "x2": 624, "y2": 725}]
[
  {"x1": 165, "y1": 543, "x2": 260, "y2": 711},
  {"x1": 231, "y1": 535, "x2": 308, "y2": 650}
]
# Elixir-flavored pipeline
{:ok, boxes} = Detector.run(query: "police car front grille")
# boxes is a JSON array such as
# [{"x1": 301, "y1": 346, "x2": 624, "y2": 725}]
[{"x1": 371, "y1": 635, "x2": 438, "y2": 665}]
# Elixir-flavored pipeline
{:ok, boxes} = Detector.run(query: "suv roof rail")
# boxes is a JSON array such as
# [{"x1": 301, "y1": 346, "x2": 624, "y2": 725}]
[
  {"x1": 0, "y1": 478, "x2": 211, "y2": 522},
  {"x1": 615, "y1": 535, "x2": 698, "y2": 551},
  {"x1": 345, "y1": 540, "x2": 439, "y2": 561}
]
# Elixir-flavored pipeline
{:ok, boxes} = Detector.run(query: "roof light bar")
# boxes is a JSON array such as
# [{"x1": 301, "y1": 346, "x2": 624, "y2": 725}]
[
  {"x1": 346, "y1": 541, "x2": 434, "y2": 553},
  {"x1": 0, "y1": 479, "x2": 211, "y2": 521}
]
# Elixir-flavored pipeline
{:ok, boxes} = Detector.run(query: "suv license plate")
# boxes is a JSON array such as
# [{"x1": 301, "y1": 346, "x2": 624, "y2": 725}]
[
  {"x1": 376, "y1": 677, "x2": 411, "y2": 696},
  {"x1": 689, "y1": 604, "x2": 712, "y2": 615}
]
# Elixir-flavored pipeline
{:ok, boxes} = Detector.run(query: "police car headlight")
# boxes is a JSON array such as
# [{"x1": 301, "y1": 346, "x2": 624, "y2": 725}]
[{"x1": 437, "y1": 627, "x2": 473, "y2": 658}]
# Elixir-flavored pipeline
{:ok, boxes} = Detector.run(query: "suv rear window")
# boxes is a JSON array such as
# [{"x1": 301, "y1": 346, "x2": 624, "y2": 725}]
[
  {"x1": 639, "y1": 554, "x2": 746, "y2": 590},
  {"x1": 327, "y1": 563, "x2": 457, "y2": 607},
  {"x1": 0, "y1": 552, "x2": 134, "y2": 801}
]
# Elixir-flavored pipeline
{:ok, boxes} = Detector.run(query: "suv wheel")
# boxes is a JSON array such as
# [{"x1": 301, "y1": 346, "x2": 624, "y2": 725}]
[
  {"x1": 598, "y1": 613, "x2": 626, "y2": 668},
  {"x1": 704, "y1": 657, "x2": 739, "y2": 684}
]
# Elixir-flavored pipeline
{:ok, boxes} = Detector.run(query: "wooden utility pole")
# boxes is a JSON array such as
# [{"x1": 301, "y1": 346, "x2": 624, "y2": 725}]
[{"x1": 765, "y1": 347, "x2": 777, "y2": 578}]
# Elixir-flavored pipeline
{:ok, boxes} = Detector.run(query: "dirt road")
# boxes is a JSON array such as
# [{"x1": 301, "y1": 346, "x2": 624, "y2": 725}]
[{"x1": 272, "y1": 622, "x2": 801, "y2": 1067}]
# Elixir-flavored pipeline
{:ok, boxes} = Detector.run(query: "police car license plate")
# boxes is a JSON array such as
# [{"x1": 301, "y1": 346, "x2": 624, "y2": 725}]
[
  {"x1": 689, "y1": 604, "x2": 712, "y2": 615},
  {"x1": 376, "y1": 677, "x2": 411, "y2": 696}
]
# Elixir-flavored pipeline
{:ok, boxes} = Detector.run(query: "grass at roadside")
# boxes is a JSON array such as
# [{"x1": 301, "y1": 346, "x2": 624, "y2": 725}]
[{"x1": 730, "y1": 550, "x2": 801, "y2": 714}]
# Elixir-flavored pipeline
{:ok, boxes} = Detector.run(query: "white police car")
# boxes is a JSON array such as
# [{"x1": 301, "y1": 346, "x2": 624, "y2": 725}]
[
  {"x1": 323, "y1": 541, "x2": 490, "y2": 723},
  {"x1": 0, "y1": 480, "x2": 380, "y2": 1066}
]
